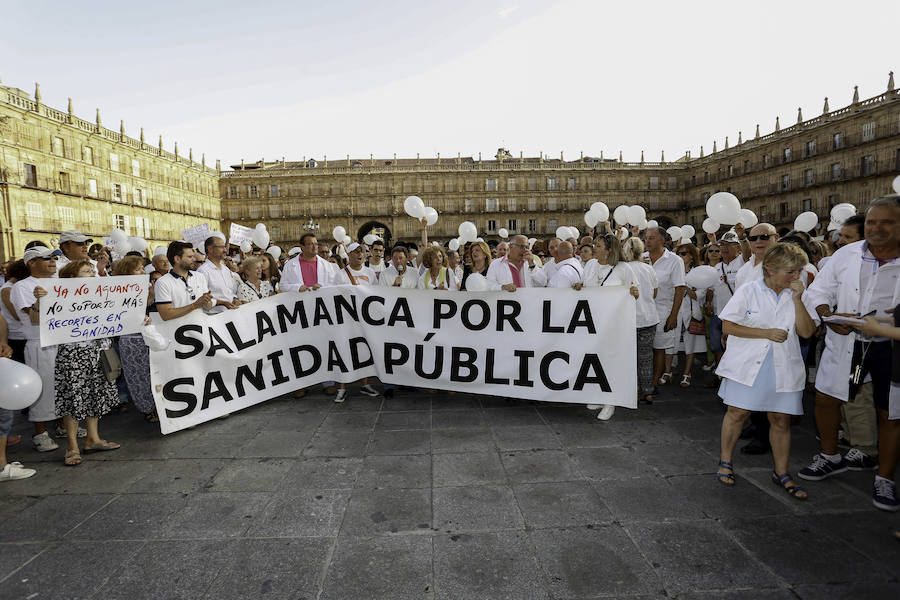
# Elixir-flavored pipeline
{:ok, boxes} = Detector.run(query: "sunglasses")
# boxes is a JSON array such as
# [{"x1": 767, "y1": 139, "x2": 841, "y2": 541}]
[
  {"x1": 38, "y1": 256, "x2": 58, "y2": 261},
  {"x1": 677, "y1": 251, "x2": 690, "y2": 256},
  {"x1": 747, "y1": 234, "x2": 773, "y2": 242},
  {"x1": 707, "y1": 249, "x2": 721, "y2": 254}
]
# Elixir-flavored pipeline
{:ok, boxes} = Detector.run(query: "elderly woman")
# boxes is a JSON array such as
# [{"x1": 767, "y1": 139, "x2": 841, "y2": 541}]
[
  {"x1": 460, "y1": 241, "x2": 491, "y2": 291},
  {"x1": 112, "y1": 256, "x2": 158, "y2": 424},
  {"x1": 417, "y1": 246, "x2": 458, "y2": 291},
  {"x1": 239, "y1": 256, "x2": 276, "y2": 303},
  {"x1": 55, "y1": 260, "x2": 120, "y2": 466},
  {"x1": 672, "y1": 243, "x2": 707, "y2": 388},
  {"x1": 623, "y1": 237, "x2": 659, "y2": 405},
  {"x1": 715, "y1": 243, "x2": 816, "y2": 499}
]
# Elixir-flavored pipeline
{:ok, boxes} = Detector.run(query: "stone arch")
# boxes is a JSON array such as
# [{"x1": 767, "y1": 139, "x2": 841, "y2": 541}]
[
  {"x1": 651, "y1": 215, "x2": 676, "y2": 230},
  {"x1": 357, "y1": 221, "x2": 392, "y2": 248}
]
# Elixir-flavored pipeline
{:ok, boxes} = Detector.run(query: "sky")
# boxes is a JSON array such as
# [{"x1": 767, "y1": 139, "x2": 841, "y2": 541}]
[{"x1": 2, "y1": 0, "x2": 897, "y2": 169}]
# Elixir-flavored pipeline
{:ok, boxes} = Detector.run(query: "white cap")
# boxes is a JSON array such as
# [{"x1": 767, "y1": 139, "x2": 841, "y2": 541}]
[
  {"x1": 23, "y1": 246, "x2": 54, "y2": 262},
  {"x1": 288, "y1": 246, "x2": 302, "y2": 257},
  {"x1": 346, "y1": 242, "x2": 362, "y2": 254},
  {"x1": 59, "y1": 230, "x2": 93, "y2": 244}
]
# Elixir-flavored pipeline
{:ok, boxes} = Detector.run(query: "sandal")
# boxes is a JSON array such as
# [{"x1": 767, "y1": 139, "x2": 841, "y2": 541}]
[
  {"x1": 771, "y1": 472, "x2": 808, "y2": 500},
  {"x1": 716, "y1": 460, "x2": 735, "y2": 486},
  {"x1": 6, "y1": 435, "x2": 21, "y2": 447},
  {"x1": 680, "y1": 374, "x2": 691, "y2": 388},
  {"x1": 83, "y1": 440, "x2": 120, "y2": 453},
  {"x1": 658, "y1": 372, "x2": 672, "y2": 385},
  {"x1": 143, "y1": 411, "x2": 159, "y2": 424},
  {"x1": 64, "y1": 450, "x2": 82, "y2": 466}
]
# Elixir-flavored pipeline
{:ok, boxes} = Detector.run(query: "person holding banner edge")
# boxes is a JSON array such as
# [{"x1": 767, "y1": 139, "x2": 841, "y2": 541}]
[{"x1": 154, "y1": 241, "x2": 215, "y2": 321}]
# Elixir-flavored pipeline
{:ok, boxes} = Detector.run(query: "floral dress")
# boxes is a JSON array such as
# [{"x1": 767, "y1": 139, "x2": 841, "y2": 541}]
[{"x1": 54, "y1": 339, "x2": 119, "y2": 420}]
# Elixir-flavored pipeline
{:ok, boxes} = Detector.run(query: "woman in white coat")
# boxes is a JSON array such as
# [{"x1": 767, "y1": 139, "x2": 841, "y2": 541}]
[{"x1": 715, "y1": 243, "x2": 817, "y2": 500}]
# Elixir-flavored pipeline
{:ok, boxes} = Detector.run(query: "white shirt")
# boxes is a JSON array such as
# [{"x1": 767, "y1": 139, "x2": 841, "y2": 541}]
[
  {"x1": 417, "y1": 267, "x2": 459, "y2": 291},
  {"x1": 10, "y1": 276, "x2": 49, "y2": 340},
  {"x1": 2, "y1": 280, "x2": 26, "y2": 339},
  {"x1": 584, "y1": 261, "x2": 635, "y2": 288},
  {"x1": 366, "y1": 260, "x2": 386, "y2": 280},
  {"x1": 629, "y1": 261, "x2": 660, "y2": 328},
  {"x1": 333, "y1": 265, "x2": 377, "y2": 287},
  {"x1": 711, "y1": 255, "x2": 745, "y2": 313},
  {"x1": 650, "y1": 249, "x2": 686, "y2": 311},
  {"x1": 715, "y1": 279, "x2": 809, "y2": 393},
  {"x1": 735, "y1": 257, "x2": 764, "y2": 290},
  {"x1": 542, "y1": 257, "x2": 559, "y2": 282},
  {"x1": 378, "y1": 264, "x2": 419, "y2": 289},
  {"x1": 548, "y1": 257, "x2": 584, "y2": 288},
  {"x1": 485, "y1": 257, "x2": 547, "y2": 290},
  {"x1": 197, "y1": 259, "x2": 241, "y2": 303},
  {"x1": 154, "y1": 270, "x2": 212, "y2": 309}
]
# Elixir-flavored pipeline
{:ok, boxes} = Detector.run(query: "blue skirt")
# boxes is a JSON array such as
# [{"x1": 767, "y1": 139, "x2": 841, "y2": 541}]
[{"x1": 718, "y1": 347, "x2": 803, "y2": 415}]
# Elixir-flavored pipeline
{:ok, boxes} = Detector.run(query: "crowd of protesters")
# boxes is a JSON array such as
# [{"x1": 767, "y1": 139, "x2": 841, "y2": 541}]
[{"x1": 1, "y1": 197, "x2": 899, "y2": 520}]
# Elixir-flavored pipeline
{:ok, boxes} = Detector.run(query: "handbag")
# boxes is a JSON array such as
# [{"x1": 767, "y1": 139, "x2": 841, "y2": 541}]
[
  {"x1": 99, "y1": 346, "x2": 122, "y2": 384},
  {"x1": 687, "y1": 298, "x2": 706, "y2": 335}
]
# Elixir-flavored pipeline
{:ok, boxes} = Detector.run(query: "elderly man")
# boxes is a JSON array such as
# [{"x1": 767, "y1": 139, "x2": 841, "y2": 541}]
[
  {"x1": 486, "y1": 235, "x2": 547, "y2": 291},
  {"x1": 446, "y1": 250, "x2": 463, "y2": 283},
  {"x1": 548, "y1": 241, "x2": 583, "y2": 288},
  {"x1": 800, "y1": 197, "x2": 900, "y2": 512},
  {"x1": 150, "y1": 253, "x2": 170, "y2": 276},
  {"x1": 646, "y1": 227, "x2": 686, "y2": 387},
  {"x1": 197, "y1": 234, "x2": 242, "y2": 309},
  {"x1": 57, "y1": 230, "x2": 108, "y2": 276},
  {"x1": 705, "y1": 230, "x2": 746, "y2": 374},
  {"x1": 542, "y1": 238, "x2": 561, "y2": 279},
  {"x1": 495, "y1": 242, "x2": 509, "y2": 259}
]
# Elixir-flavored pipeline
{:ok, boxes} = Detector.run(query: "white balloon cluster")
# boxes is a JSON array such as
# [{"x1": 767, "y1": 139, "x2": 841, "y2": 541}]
[
  {"x1": 583, "y1": 202, "x2": 610, "y2": 228},
  {"x1": 0, "y1": 358, "x2": 43, "y2": 410},
  {"x1": 108, "y1": 228, "x2": 149, "y2": 256},
  {"x1": 608, "y1": 204, "x2": 648, "y2": 230},
  {"x1": 252, "y1": 223, "x2": 270, "y2": 249},
  {"x1": 555, "y1": 226, "x2": 580, "y2": 241},
  {"x1": 702, "y1": 192, "x2": 746, "y2": 236},
  {"x1": 404, "y1": 196, "x2": 439, "y2": 226},
  {"x1": 827, "y1": 203, "x2": 857, "y2": 231},
  {"x1": 331, "y1": 225, "x2": 352, "y2": 246},
  {"x1": 498, "y1": 228, "x2": 509, "y2": 239}
]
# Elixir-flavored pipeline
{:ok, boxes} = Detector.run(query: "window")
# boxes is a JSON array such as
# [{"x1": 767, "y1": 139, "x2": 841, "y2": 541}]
[
  {"x1": 690, "y1": 175, "x2": 696, "y2": 187},
  {"x1": 528, "y1": 219, "x2": 537, "y2": 233},
  {"x1": 546, "y1": 178, "x2": 558, "y2": 190},
  {"x1": 59, "y1": 206, "x2": 76, "y2": 228},
  {"x1": 833, "y1": 132, "x2": 843, "y2": 149},
  {"x1": 548, "y1": 218, "x2": 558, "y2": 231},
  {"x1": 567, "y1": 178, "x2": 576, "y2": 190},
  {"x1": 507, "y1": 198, "x2": 516, "y2": 212},
  {"x1": 828, "y1": 194, "x2": 839, "y2": 208},
  {"x1": 861, "y1": 155, "x2": 875, "y2": 176},
  {"x1": 113, "y1": 214, "x2": 129, "y2": 234},
  {"x1": 527, "y1": 178, "x2": 537, "y2": 191},
  {"x1": 485, "y1": 178, "x2": 497, "y2": 192},
  {"x1": 270, "y1": 184, "x2": 279, "y2": 198},
  {"x1": 23, "y1": 163, "x2": 37, "y2": 187},
  {"x1": 443, "y1": 179, "x2": 455, "y2": 192},
  {"x1": 248, "y1": 185, "x2": 259, "y2": 198},
  {"x1": 667, "y1": 176, "x2": 677, "y2": 190},
  {"x1": 783, "y1": 148, "x2": 792, "y2": 162},
  {"x1": 464, "y1": 198, "x2": 473, "y2": 213},
  {"x1": 780, "y1": 202, "x2": 788, "y2": 219},
  {"x1": 131, "y1": 159, "x2": 141, "y2": 177},
  {"x1": 862, "y1": 122, "x2": 875, "y2": 142},
  {"x1": 649, "y1": 176, "x2": 659, "y2": 190},
  {"x1": 83, "y1": 146, "x2": 93, "y2": 165},
  {"x1": 781, "y1": 175, "x2": 790, "y2": 190},
  {"x1": 547, "y1": 198, "x2": 558, "y2": 211},
  {"x1": 113, "y1": 183, "x2": 123, "y2": 201},
  {"x1": 52, "y1": 136, "x2": 64, "y2": 156},
  {"x1": 269, "y1": 204, "x2": 281, "y2": 218},
  {"x1": 743, "y1": 160, "x2": 750, "y2": 174},
  {"x1": 727, "y1": 165, "x2": 734, "y2": 177},
  {"x1": 228, "y1": 186, "x2": 238, "y2": 199},
  {"x1": 804, "y1": 169, "x2": 814, "y2": 185},
  {"x1": 134, "y1": 188, "x2": 144, "y2": 206},
  {"x1": 486, "y1": 219, "x2": 497, "y2": 232},
  {"x1": 759, "y1": 205, "x2": 767, "y2": 217},
  {"x1": 486, "y1": 198, "x2": 498, "y2": 211},
  {"x1": 88, "y1": 179, "x2": 97, "y2": 196},
  {"x1": 831, "y1": 163, "x2": 841, "y2": 180},
  {"x1": 803, "y1": 198, "x2": 812, "y2": 212},
  {"x1": 703, "y1": 171, "x2": 709, "y2": 184},
  {"x1": 762, "y1": 154, "x2": 770, "y2": 167},
  {"x1": 25, "y1": 202, "x2": 43, "y2": 228},
  {"x1": 805, "y1": 140, "x2": 816, "y2": 157},
  {"x1": 89, "y1": 210, "x2": 100, "y2": 224},
  {"x1": 507, "y1": 219, "x2": 518, "y2": 232},
  {"x1": 109, "y1": 153, "x2": 119, "y2": 172},
  {"x1": 528, "y1": 198, "x2": 537, "y2": 211},
  {"x1": 134, "y1": 216, "x2": 151, "y2": 238}
]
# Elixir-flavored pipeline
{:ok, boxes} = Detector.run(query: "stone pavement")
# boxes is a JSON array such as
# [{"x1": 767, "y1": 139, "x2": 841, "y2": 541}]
[{"x1": 1, "y1": 373, "x2": 899, "y2": 600}]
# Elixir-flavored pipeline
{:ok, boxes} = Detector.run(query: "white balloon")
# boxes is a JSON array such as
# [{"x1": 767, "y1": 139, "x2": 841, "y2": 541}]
[
  {"x1": 127, "y1": 237, "x2": 148, "y2": 253},
  {"x1": 893, "y1": 174, "x2": 900, "y2": 194},
  {"x1": 110, "y1": 228, "x2": 128, "y2": 243},
  {"x1": 0, "y1": 358, "x2": 43, "y2": 410},
  {"x1": 114, "y1": 239, "x2": 132, "y2": 255},
  {"x1": 702, "y1": 218, "x2": 720, "y2": 234},
  {"x1": 266, "y1": 246, "x2": 282, "y2": 260},
  {"x1": 613, "y1": 205, "x2": 629, "y2": 225},
  {"x1": 404, "y1": 195, "x2": 425, "y2": 219},
  {"x1": 627, "y1": 205, "x2": 646, "y2": 226},
  {"x1": 555, "y1": 226, "x2": 569, "y2": 240},
  {"x1": 666, "y1": 226, "x2": 683, "y2": 244},
  {"x1": 794, "y1": 211, "x2": 819, "y2": 233},
  {"x1": 432, "y1": 241, "x2": 440, "y2": 247},
  {"x1": 255, "y1": 223, "x2": 267, "y2": 231},
  {"x1": 342, "y1": 235, "x2": 352, "y2": 245},
  {"x1": 240, "y1": 240, "x2": 252, "y2": 253},
  {"x1": 738, "y1": 209, "x2": 758, "y2": 228},
  {"x1": 706, "y1": 192, "x2": 742, "y2": 225},
  {"x1": 528, "y1": 238, "x2": 537, "y2": 248},
  {"x1": 448, "y1": 239, "x2": 460, "y2": 252},
  {"x1": 570, "y1": 227, "x2": 582, "y2": 240},
  {"x1": 637, "y1": 218, "x2": 648, "y2": 231},
  {"x1": 332, "y1": 226, "x2": 346, "y2": 240},
  {"x1": 830, "y1": 206, "x2": 855, "y2": 226},
  {"x1": 685, "y1": 265, "x2": 719, "y2": 290},
  {"x1": 363, "y1": 233, "x2": 377, "y2": 245},
  {"x1": 252, "y1": 229, "x2": 270, "y2": 249},
  {"x1": 153, "y1": 246, "x2": 167, "y2": 256},
  {"x1": 423, "y1": 206, "x2": 439, "y2": 226},
  {"x1": 465, "y1": 273, "x2": 489, "y2": 292},
  {"x1": 584, "y1": 211, "x2": 599, "y2": 228},
  {"x1": 646, "y1": 219, "x2": 659, "y2": 230},
  {"x1": 589, "y1": 202, "x2": 609, "y2": 222},
  {"x1": 681, "y1": 225, "x2": 696, "y2": 241},
  {"x1": 498, "y1": 228, "x2": 509, "y2": 239},
  {"x1": 458, "y1": 221, "x2": 477, "y2": 243},
  {"x1": 475, "y1": 237, "x2": 484, "y2": 243},
  {"x1": 618, "y1": 228, "x2": 630, "y2": 241},
  {"x1": 827, "y1": 220, "x2": 839, "y2": 231}
]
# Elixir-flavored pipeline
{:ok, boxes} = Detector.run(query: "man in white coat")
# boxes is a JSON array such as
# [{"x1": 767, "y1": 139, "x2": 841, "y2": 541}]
[
  {"x1": 801, "y1": 197, "x2": 900, "y2": 512},
  {"x1": 547, "y1": 242, "x2": 583, "y2": 289},
  {"x1": 280, "y1": 233, "x2": 338, "y2": 292},
  {"x1": 486, "y1": 235, "x2": 547, "y2": 291}
]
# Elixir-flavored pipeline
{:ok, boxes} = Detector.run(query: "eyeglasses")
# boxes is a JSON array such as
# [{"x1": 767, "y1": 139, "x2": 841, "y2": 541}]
[
  {"x1": 747, "y1": 234, "x2": 773, "y2": 242},
  {"x1": 66, "y1": 241, "x2": 88, "y2": 246},
  {"x1": 707, "y1": 249, "x2": 721, "y2": 254},
  {"x1": 38, "y1": 256, "x2": 58, "y2": 261},
  {"x1": 510, "y1": 243, "x2": 529, "y2": 249}
]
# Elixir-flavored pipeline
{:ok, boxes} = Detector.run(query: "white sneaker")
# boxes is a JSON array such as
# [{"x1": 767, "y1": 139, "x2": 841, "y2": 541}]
[
  {"x1": 586, "y1": 404, "x2": 601, "y2": 410},
  {"x1": 55, "y1": 425, "x2": 87, "y2": 438},
  {"x1": 0, "y1": 462, "x2": 36, "y2": 481},
  {"x1": 598, "y1": 405, "x2": 616, "y2": 421},
  {"x1": 701, "y1": 362, "x2": 716, "y2": 372},
  {"x1": 32, "y1": 432, "x2": 59, "y2": 452},
  {"x1": 359, "y1": 385, "x2": 380, "y2": 397},
  {"x1": 334, "y1": 389, "x2": 348, "y2": 403}
]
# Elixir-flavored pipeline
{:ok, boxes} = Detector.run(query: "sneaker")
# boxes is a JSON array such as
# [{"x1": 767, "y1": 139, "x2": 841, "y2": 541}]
[
  {"x1": 334, "y1": 389, "x2": 348, "y2": 403},
  {"x1": 844, "y1": 448, "x2": 878, "y2": 471},
  {"x1": 359, "y1": 384, "x2": 380, "y2": 397},
  {"x1": 837, "y1": 430, "x2": 851, "y2": 449},
  {"x1": 798, "y1": 454, "x2": 848, "y2": 481},
  {"x1": 873, "y1": 479, "x2": 900, "y2": 512},
  {"x1": 31, "y1": 432, "x2": 59, "y2": 452},
  {"x1": 701, "y1": 362, "x2": 716, "y2": 372},
  {"x1": 586, "y1": 404, "x2": 601, "y2": 410},
  {"x1": 598, "y1": 405, "x2": 615, "y2": 421},
  {"x1": 55, "y1": 425, "x2": 87, "y2": 439},
  {"x1": 0, "y1": 462, "x2": 36, "y2": 481}
]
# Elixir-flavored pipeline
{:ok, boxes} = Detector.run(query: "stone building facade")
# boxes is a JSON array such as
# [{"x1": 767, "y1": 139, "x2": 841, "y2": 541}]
[{"x1": 0, "y1": 81, "x2": 220, "y2": 261}]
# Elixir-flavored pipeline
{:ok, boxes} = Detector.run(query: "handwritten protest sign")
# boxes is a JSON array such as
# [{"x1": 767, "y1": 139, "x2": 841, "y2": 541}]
[
  {"x1": 39, "y1": 275, "x2": 150, "y2": 347},
  {"x1": 181, "y1": 223, "x2": 212, "y2": 248},
  {"x1": 229, "y1": 223, "x2": 254, "y2": 247}
]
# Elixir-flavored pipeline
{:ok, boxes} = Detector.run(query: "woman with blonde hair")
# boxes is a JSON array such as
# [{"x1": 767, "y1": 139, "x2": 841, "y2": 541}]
[
  {"x1": 460, "y1": 241, "x2": 491, "y2": 290},
  {"x1": 418, "y1": 246, "x2": 458, "y2": 290},
  {"x1": 622, "y1": 236, "x2": 659, "y2": 405},
  {"x1": 715, "y1": 243, "x2": 816, "y2": 499}
]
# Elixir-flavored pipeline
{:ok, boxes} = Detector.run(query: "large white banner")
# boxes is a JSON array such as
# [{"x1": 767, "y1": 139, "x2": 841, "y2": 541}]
[
  {"x1": 40, "y1": 276, "x2": 149, "y2": 347},
  {"x1": 149, "y1": 286, "x2": 637, "y2": 434}
]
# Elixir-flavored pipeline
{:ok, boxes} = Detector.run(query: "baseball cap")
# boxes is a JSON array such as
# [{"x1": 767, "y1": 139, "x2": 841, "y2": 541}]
[
  {"x1": 288, "y1": 246, "x2": 302, "y2": 257},
  {"x1": 59, "y1": 230, "x2": 93, "y2": 244},
  {"x1": 23, "y1": 246, "x2": 55, "y2": 262},
  {"x1": 346, "y1": 242, "x2": 362, "y2": 254},
  {"x1": 717, "y1": 231, "x2": 740, "y2": 244}
]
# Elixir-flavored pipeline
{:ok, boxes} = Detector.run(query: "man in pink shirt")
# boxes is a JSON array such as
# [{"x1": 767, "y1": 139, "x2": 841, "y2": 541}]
[
  {"x1": 485, "y1": 235, "x2": 547, "y2": 290},
  {"x1": 281, "y1": 233, "x2": 337, "y2": 292}
]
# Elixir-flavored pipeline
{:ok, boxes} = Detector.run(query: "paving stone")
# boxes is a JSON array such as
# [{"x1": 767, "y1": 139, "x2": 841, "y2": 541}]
[
  {"x1": 247, "y1": 488, "x2": 349, "y2": 537},
  {"x1": 632, "y1": 441, "x2": 719, "y2": 477},
  {"x1": 381, "y1": 393, "x2": 432, "y2": 411},
  {"x1": 432, "y1": 409, "x2": 487, "y2": 429},
  {"x1": 592, "y1": 476, "x2": 706, "y2": 522},
  {"x1": 304, "y1": 430, "x2": 371, "y2": 457},
  {"x1": 320, "y1": 535, "x2": 433, "y2": 600},
  {"x1": 430, "y1": 395, "x2": 481, "y2": 410},
  {"x1": 433, "y1": 485, "x2": 524, "y2": 532},
  {"x1": 793, "y1": 582, "x2": 900, "y2": 600},
  {"x1": 679, "y1": 590, "x2": 800, "y2": 600},
  {"x1": 375, "y1": 410, "x2": 431, "y2": 430},
  {"x1": 492, "y1": 425, "x2": 562, "y2": 450},
  {"x1": 482, "y1": 407, "x2": 546, "y2": 427},
  {"x1": 280, "y1": 456, "x2": 363, "y2": 489},
  {"x1": 550, "y1": 423, "x2": 623, "y2": 448},
  {"x1": 433, "y1": 531, "x2": 550, "y2": 600},
  {"x1": 625, "y1": 520, "x2": 773, "y2": 594},
  {"x1": 367, "y1": 429, "x2": 431, "y2": 455},
  {"x1": 536, "y1": 405, "x2": 597, "y2": 425},
  {"x1": 433, "y1": 451, "x2": 507, "y2": 486},
  {"x1": 206, "y1": 458, "x2": 294, "y2": 491},
  {"x1": 239, "y1": 429, "x2": 317, "y2": 457},
  {"x1": 530, "y1": 525, "x2": 662, "y2": 598},
  {"x1": 204, "y1": 538, "x2": 332, "y2": 600},
  {"x1": 157, "y1": 491, "x2": 273, "y2": 539},
  {"x1": 500, "y1": 449, "x2": 583, "y2": 484},
  {"x1": 65, "y1": 493, "x2": 189, "y2": 540},
  {"x1": 513, "y1": 481, "x2": 613, "y2": 528},
  {"x1": 318, "y1": 412, "x2": 379, "y2": 431},
  {"x1": 805, "y1": 510, "x2": 900, "y2": 572},
  {"x1": 166, "y1": 432, "x2": 249, "y2": 459},
  {"x1": 56, "y1": 459, "x2": 156, "y2": 494},
  {"x1": 341, "y1": 487, "x2": 432, "y2": 535},
  {"x1": 665, "y1": 472, "x2": 799, "y2": 519},
  {"x1": 355, "y1": 453, "x2": 431, "y2": 488},
  {"x1": 124, "y1": 458, "x2": 227, "y2": 493},
  {"x1": 431, "y1": 428, "x2": 495, "y2": 453},
  {"x1": 0, "y1": 459, "x2": 85, "y2": 496},
  {"x1": 0, "y1": 494, "x2": 114, "y2": 542},
  {"x1": 567, "y1": 447, "x2": 658, "y2": 480},
  {"x1": 0, "y1": 542, "x2": 49, "y2": 581}
]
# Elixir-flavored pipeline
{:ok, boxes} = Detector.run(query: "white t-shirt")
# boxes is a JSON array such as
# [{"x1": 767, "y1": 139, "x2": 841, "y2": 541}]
[
  {"x1": 584, "y1": 261, "x2": 635, "y2": 288},
  {"x1": 735, "y1": 257, "x2": 764, "y2": 290},
  {"x1": 712, "y1": 256, "x2": 745, "y2": 314},
  {"x1": 629, "y1": 261, "x2": 660, "y2": 328},
  {"x1": 10, "y1": 276, "x2": 49, "y2": 340},
  {"x1": 650, "y1": 249, "x2": 686, "y2": 311},
  {"x1": 197, "y1": 259, "x2": 241, "y2": 303},
  {"x1": 333, "y1": 265, "x2": 377, "y2": 287},
  {"x1": 548, "y1": 257, "x2": 584, "y2": 288},
  {"x1": 1, "y1": 281, "x2": 24, "y2": 339},
  {"x1": 154, "y1": 270, "x2": 212, "y2": 309}
]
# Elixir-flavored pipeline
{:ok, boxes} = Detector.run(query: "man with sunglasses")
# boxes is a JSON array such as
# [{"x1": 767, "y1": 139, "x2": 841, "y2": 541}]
[
  {"x1": 57, "y1": 230, "x2": 108, "y2": 277},
  {"x1": 705, "y1": 231, "x2": 746, "y2": 378}
]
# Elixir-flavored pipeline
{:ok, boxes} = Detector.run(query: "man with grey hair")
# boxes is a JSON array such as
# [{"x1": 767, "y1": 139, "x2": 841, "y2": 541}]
[
  {"x1": 548, "y1": 241, "x2": 583, "y2": 288},
  {"x1": 486, "y1": 235, "x2": 547, "y2": 290},
  {"x1": 801, "y1": 196, "x2": 900, "y2": 512}
]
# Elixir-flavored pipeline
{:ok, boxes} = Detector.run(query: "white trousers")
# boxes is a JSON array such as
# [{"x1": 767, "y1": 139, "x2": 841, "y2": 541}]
[{"x1": 24, "y1": 339, "x2": 58, "y2": 422}]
